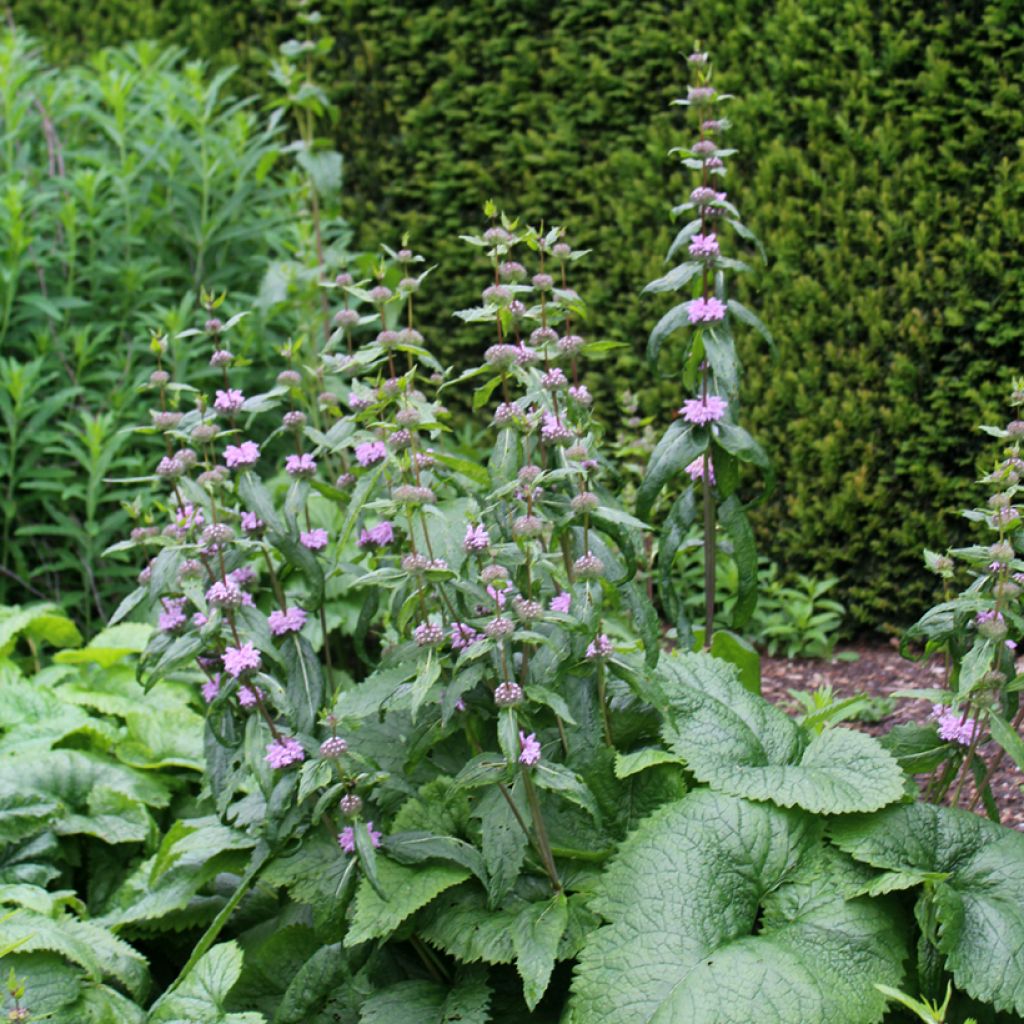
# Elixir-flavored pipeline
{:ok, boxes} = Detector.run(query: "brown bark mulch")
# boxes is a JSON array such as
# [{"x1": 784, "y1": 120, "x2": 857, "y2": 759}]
[{"x1": 760, "y1": 643, "x2": 1024, "y2": 830}]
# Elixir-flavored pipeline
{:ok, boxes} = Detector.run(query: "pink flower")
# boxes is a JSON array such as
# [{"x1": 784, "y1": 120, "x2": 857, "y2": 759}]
[
  {"x1": 541, "y1": 412, "x2": 573, "y2": 444},
  {"x1": 688, "y1": 233, "x2": 720, "y2": 259},
  {"x1": 285, "y1": 452, "x2": 317, "y2": 477},
  {"x1": 201, "y1": 675, "x2": 220, "y2": 703},
  {"x1": 930, "y1": 705, "x2": 979, "y2": 746},
  {"x1": 519, "y1": 731, "x2": 541, "y2": 766},
  {"x1": 238, "y1": 684, "x2": 264, "y2": 708},
  {"x1": 355, "y1": 441, "x2": 387, "y2": 467},
  {"x1": 158, "y1": 597, "x2": 187, "y2": 632},
  {"x1": 687, "y1": 296, "x2": 727, "y2": 323},
  {"x1": 450, "y1": 622, "x2": 481, "y2": 650},
  {"x1": 685, "y1": 455, "x2": 715, "y2": 484},
  {"x1": 214, "y1": 388, "x2": 245, "y2": 413},
  {"x1": 223, "y1": 642, "x2": 261, "y2": 677},
  {"x1": 300, "y1": 528, "x2": 329, "y2": 551},
  {"x1": 358, "y1": 521, "x2": 394, "y2": 548},
  {"x1": 268, "y1": 606, "x2": 308, "y2": 636},
  {"x1": 192, "y1": 612, "x2": 208, "y2": 628},
  {"x1": 486, "y1": 584, "x2": 507, "y2": 609},
  {"x1": 550, "y1": 592, "x2": 572, "y2": 614},
  {"x1": 265, "y1": 735, "x2": 305, "y2": 769},
  {"x1": 240, "y1": 511, "x2": 264, "y2": 533},
  {"x1": 680, "y1": 395, "x2": 728, "y2": 425},
  {"x1": 586, "y1": 634, "x2": 615, "y2": 659},
  {"x1": 464, "y1": 523, "x2": 490, "y2": 551},
  {"x1": 224, "y1": 441, "x2": 260, "y2": 468},
  {"x1": 173, "y1": 504, "x2": 204, "y2": 530},
  {"x1": 338, "y1": 821, "x2": 383, "y2": 854}
]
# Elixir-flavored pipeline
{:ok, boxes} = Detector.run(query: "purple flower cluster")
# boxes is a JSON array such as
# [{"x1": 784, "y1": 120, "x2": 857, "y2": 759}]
[
  {"x1": 225, "y1": 441, "x2": 260, "y2": 468},
  {"x1": 223, "y1": 642, "x2": 261, "y2": 677},
  {"x1": 680, "y1": 395, "x2": 728, "y2": 425},
  {"x1": 688, "y1": 296, "x2": 727, "y2": 323},
  {"x1": 300, "y1": 528, "x2": 329, "y2": 551},
  {"x1": 268, "y1": 606, "x2": 308, "y2": 636},
  {"x1": 358, "y1": 521, "x2": 394, "y2": 548},
  {"x1": 265, "y1": 735, "x2": 305, "y2": 769}
]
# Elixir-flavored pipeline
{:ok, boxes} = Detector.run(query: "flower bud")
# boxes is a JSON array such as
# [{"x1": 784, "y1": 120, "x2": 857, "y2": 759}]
[{"x1": 339, "y1": 793, "x2": 363, "y2": 816}]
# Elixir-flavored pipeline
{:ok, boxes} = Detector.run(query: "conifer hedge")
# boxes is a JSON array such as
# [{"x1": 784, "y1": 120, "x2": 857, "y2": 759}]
[{"x1": 13, "y1": 0, "x2": 1024, "y2": 628}]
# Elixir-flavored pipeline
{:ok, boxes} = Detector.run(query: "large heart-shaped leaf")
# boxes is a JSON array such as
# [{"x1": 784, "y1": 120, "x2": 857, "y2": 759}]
[
  {"x1": 831, "y1": 803, "x2": 1024, "y2": 1016},
  {"x1": 567, "y1": 790, "x2": 907, "y2": 1024},
  {"x1": 657, "y1": 653, "x2": 904, "y2": 813}
]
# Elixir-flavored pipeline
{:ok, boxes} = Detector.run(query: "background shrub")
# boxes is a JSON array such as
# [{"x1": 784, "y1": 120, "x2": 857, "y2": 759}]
[{"x1": 10, "y1": 0, "x2": 1024, "y2": 630}]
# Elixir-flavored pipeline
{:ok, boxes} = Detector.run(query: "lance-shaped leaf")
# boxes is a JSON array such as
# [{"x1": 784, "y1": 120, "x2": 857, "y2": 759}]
[
  {"x1": 657, "y1": 653, "x2": 904, "y2": 813},
  {"x1": 568, "y1": 790, "x2": 907, "y2": 1024},
  {"x1": 831, "y1": 803, "x2": 1024, "y2": 1016},
  {"x1": 643, "y1": 260, "x2": 702, "y2": 295},
  {"x1": 647, "y1": 301, "x2": 690, "y2": 365},
  {"x1": 637, "y1": 422, "x2": 706, "y2": 521},
  {"x1": 281, "y1": 634, "x2": 323, "y2": 734},
  {"x1": 718, "y1": 495, "x2": 758, "y2": 628}
]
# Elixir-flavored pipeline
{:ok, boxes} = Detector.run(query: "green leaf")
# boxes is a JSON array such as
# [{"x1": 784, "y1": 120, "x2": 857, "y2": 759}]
[
  {"x1": 282, "y1": 634, "x2": 324, "y2": 734},
  {"x1": 473, "y1": 783, "x2": 528, "y2": 905},
  {"x1": 646, "y1": 301, "x2": 690, "y2": 365},
  {"x1": 358, "y1": 966, "x2": 490, "y2": 1024},
  {"x1": 345, "y1": 858, "x2": 470, "y2": 946},
  {"x1": 728, "y1": 298, "x2": 774, "y2": 349},
  {"x1": 831, "y1": 802, "x2": 1024, "y2": 1015},
  {"x1": 987, "y1": 712, "x2": 1024, "y2": 772},
  {"x1": 262, "y1": 831, "x2": 358, "y2": 932},
  {"x1": 637, "y1": 421, "x2": 705, "y2": 520},
  {"x1": 512, "y1": 893, "x2": 568, "y2": 1009},
  {"x1": 532, "y1": 761, "x2": 600, "y2": 819},
  {"x1": 643, "y1": 260, "x2": 702, "y2": 295},
  {"x1": 53, "y1": 623, "x2": 152, "y2": 667},
  {"x1": 383, "y1": 831, "x2": 487, "y2": 887},
  {"x1": 150, "y1": 941, "x2": 261, "y2": 1024},
  {"x1": 613, "y1": 747, "x2": 681, "y2": 779},
  {"x1": 708, "y1": 629, "x2": 761, "y2": 695},
  {"x1": 567, "y1": 790, "x2": 907, "y2": 1024},
  {"x1": 717, "y1": 497, "x2": 758, "y2": 629},
  {"x1": 703, "y1": 322, "x2": 738, "y2": 397},
  {"x1": 0, "y1": 911, "x2": 149, "y2": 998},
  {"x1": 409, "y1": 651, "x2": 441, "y2": 722},
  {"x1": 658, "y1": 653, "x2": 904, "y2": 813}
]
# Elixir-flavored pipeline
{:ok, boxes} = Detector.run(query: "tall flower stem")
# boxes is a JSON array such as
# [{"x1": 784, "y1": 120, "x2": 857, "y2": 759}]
[{"x1": 520, "y1": 765, "x2": 562, "y2": 893}]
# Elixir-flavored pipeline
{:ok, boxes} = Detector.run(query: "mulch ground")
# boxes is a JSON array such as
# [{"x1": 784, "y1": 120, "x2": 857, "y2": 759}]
[{"x1": 761, "y1": 643, "x2": 1024, "y2": 830}]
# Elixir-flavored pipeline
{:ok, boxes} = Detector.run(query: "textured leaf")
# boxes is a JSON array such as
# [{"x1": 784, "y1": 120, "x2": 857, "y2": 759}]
[
  {"x1": 614, "y1": 747, "x2": 681, "y2": 779},
  {"x1": 0, "y1": 911, "x2": 149, "y2": 998},
  {"x1": 658, "y1": 653, "x2": 904, "y2": 813},
  {"x1": 383, "y1": 831, "x2": 487, "y2": 886},
  {"x1": 150, "y1": 941, "x2": 261, "y2": 1024},
  {"x1": 0, "y1": 952, "x2": 82, "y2": 1016},
  {"x1": 345, "y1": 858, "x2": 470, "y2": 947},
  {"x1": 637, "y1": 421, "x2": 705, "y2": 520},
  {"x1": 832, "y1": 803, "x2": 1024, "y2": 1015},
  {"x1": 568, "y1": 790, "x2": 907, "y2": 1024},
  {"x1": 512, "y1": 893, "x2": 568, "y2": 1009},
  {"x1": 473, "y1": 783, "x2": 528, "y2": 904}
]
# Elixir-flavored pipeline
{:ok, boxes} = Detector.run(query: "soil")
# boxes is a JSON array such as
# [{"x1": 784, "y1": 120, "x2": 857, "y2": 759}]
[{"x1": 760, "y1": 643, "x2": 1024, "y2": 830}]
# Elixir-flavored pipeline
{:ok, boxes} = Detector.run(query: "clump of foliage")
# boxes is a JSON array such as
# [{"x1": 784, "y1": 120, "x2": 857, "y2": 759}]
[
  {"x1": 0, "y1": 27, "x2": 327, "y2": 626},
  {"x1": 47, "y1": 50, "x2": 1024, "y2": 1024}
]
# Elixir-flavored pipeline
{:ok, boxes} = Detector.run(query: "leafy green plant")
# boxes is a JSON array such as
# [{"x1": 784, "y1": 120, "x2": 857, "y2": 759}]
[
  {"x1": 898, "y1": 383, "x2": 1024, "y2": 818},
  {"x1": 0, "y1": 27, "x2": 311, "y2": 626}
]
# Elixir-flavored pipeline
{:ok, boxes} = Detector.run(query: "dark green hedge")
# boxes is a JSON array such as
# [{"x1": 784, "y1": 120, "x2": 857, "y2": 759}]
[{"x1": 12, "y1": 0, "x2": 1024, "y2": 629}]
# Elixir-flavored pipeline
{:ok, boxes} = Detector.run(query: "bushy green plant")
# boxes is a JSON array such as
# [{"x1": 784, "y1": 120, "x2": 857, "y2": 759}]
[{"x1": 0, "y1": 29, "x2": 302, "y2": 626}]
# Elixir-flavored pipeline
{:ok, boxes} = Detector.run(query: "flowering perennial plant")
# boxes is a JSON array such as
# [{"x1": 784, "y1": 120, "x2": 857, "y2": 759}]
[
  {"x1": 640, "y1": 50, "x2": 773, "y2": 664},
  {"x1": 99, "y1": 52, "x2": 1024, "y2": 1024}
]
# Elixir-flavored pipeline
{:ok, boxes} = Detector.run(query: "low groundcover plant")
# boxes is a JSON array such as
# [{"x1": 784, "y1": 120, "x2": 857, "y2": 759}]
[{"x1": 3, "y1": 47, "x2": 1024, "y2": 1024}]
